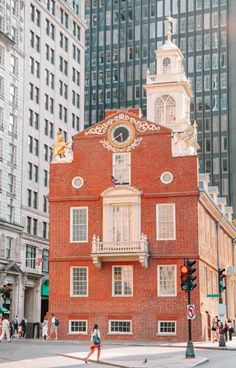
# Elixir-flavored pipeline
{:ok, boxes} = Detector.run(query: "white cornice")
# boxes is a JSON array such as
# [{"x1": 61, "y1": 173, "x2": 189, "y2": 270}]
[{"x1": 199, "y1": 192, "x2": 236, "y2": 238}]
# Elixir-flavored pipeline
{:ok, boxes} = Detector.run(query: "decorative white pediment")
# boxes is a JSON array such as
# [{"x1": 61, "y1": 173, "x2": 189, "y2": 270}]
[
  {"x1": 84, "y1": 113, "x2": 161, "y2": 136},
  {"x1": 101, "y1": 185, "x2": 142, "y2": 201}
]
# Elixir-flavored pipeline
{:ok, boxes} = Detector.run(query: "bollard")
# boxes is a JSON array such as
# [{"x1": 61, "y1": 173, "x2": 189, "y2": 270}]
[{"x1": 219, "y1": 332, "x2": 226, "y2": 347}]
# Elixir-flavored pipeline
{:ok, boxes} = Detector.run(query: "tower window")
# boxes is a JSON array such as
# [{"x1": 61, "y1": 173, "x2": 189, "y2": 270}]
[
  {"x1": 155, "y1": 95, "x2": 176, "y2": 125},
  {"x1": 163, "y1": 58, "x2": 171, "y2": 75}
]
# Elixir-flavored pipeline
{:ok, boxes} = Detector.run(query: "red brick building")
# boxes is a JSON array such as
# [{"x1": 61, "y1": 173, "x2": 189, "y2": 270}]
[{"x1": 49, "y1": 35, "x2": 236, "y2": 341}]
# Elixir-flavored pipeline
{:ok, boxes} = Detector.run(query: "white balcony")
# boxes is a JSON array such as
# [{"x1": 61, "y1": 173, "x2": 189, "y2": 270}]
[
  {"x1": 91, "y1": 234, "x2": 149, "y2": 269},
  {"x1": 146, "y1": 73, "x2": 190, "y2": 86}
]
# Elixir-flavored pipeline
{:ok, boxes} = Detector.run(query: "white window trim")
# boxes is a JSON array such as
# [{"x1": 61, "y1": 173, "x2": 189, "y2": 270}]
[
  {"x1": 156, "y1": 203, "x2": 176, "y2": 241},
  {"x1": 68, "y1": 319, "x2": 88, "y2": 335},
  {"x1": 157, "y1": 321, "x2": 176, "y2": 336},
  {"x1": 112, "y1": 265, "x2": 133, "y2": 297},
  {"x1": 112, "y1": 152, "x2": 131, "y2": 185},
  {"x1": 70, "y1": 266, "x2": 88, "y2": 297},
  {"x1": 157, "y1": 265, "x2": 177, "y2": 297},
  {"x1": 70, "y1": 206, "x2": 88, "y2": 243},
  {"x1": 102, "y1": 186, "x2": 141, "y2": 243},
  {"x1": 108, "y1": 320, "x2": 133, "y2": 335}
]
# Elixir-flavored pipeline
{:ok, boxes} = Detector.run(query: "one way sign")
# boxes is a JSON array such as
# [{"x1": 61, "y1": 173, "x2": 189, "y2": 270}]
[{"x1": 187, "y1": 304, "x2": 195, "y2": 320}]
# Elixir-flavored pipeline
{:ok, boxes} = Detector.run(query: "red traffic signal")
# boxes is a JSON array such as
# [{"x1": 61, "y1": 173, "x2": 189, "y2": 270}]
[{"x1": 180, "y1": 265, "x2": 188, "y2": 291}]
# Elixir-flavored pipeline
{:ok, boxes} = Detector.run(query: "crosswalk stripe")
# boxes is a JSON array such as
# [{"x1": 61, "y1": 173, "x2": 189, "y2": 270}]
[{"x1": 0, "y1": 355, "x2": 83, "y2": 368}]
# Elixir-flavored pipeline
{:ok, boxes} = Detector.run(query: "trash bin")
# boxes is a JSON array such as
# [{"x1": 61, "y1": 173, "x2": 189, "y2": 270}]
[
  {"x1": 26, "y1": 322, "x2": 34, "y2": 339},
  {"x1": 33, "y1": 322, "x2": 40, "y2": 338}
]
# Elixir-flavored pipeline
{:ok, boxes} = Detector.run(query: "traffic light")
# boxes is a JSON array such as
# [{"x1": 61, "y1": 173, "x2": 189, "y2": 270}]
[
  {"x1": 219, "y1": 268, "x2": 226, "y2": 293},
  {"x1": 180, "y1": 265, "x2": 189, "y2": 291},
  {"x1": 186, "y1": 259, "x2": 197, "y2": 291}
]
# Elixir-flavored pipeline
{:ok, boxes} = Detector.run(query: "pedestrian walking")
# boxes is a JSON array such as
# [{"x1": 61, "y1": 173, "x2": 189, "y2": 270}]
[
  {"x1": 49, "y1": 313, "x2": 59, "y2": 340},
  {"x1": 227, "y1": 319, "x2": 235, "y2": 341},
  {"x1": 85, "y1": 323, "x2": 101, "y2": 363},
  {"x1": 223, "y1": 321, "x2": 229, "y2": 342},
  {"x1": 20, "y1": 317, "x2": 27, "y2": 338},
  {"x1": 211, "y1": 316, "x2": 219, "y2": 342},
  {"x1": 0, "y1": 316, "x2": 11, "y2": 342},
  {"x1": 18, "y1": 322, "x2": 22, "y2": 338},
  {"x1": 42, "y1": 316, "x2": 49, "y2": 340},
  {"x1": 13, "y1": 316, "x2": 19, "y2": 335}
]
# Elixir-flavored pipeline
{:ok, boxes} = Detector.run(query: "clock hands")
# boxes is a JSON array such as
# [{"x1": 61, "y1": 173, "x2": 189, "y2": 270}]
[{"x1": 114, "y1": 132, "x2": 123, "y2": 142}]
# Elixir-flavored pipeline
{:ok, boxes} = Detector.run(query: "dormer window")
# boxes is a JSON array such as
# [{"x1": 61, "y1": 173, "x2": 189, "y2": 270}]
[
  {"x1": 163, "y1": 57, "x2": 171, "y2": 75},
  {"x1": 155, "y1": 95, "x2": 176, "y2": 125}
]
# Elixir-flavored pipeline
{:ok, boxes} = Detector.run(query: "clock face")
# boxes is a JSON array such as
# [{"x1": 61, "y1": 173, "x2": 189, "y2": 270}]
[{"x1": 108, "y1": 122, "x2": 135, "y2": 148}]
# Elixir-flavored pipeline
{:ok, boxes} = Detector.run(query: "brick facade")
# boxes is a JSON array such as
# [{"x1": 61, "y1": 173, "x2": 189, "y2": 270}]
[{"x1": 49, "y1": 110, "x2": 236, "y2": 341}]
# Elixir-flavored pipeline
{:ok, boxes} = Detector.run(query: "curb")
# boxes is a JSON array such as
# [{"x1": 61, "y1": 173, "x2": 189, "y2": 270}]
[
  {"x1": 58, "y1": 354, "x2": 210, "y2": 368},
  {"x1": 190, "y1": 358, "x2": 209, "y2": 368},
  {"x1": 169, "y1": 344, "x2": 236, "y2": 351},
  {"x1": 57, "y1": 354, "x2": 130, "y2": 368}
]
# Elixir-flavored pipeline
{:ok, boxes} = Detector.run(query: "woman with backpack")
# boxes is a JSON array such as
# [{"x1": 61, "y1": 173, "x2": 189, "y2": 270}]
[
  {"x1": 49, "y1": 313, "x2": 59, "y2": 340},
  {"x1": 85, "y1": 323, "x2": 101, "y2": 363}
]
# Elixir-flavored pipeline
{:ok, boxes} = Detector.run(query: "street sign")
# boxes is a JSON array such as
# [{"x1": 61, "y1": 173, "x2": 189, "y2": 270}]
[
  {"x1": 207, "y1": 294, "x2": 220, "y2": 298},
  {"x1": 218, "y1": 303, "x2": 226, "y2": 316},
  {"x1": 187, "y1": 304, "x2": 195, "y2": 320}
]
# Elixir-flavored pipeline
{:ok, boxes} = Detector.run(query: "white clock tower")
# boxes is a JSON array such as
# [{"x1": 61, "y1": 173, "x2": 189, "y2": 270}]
[{"x1": 144, "y1": 16, "x2": 193, "y2": 133}]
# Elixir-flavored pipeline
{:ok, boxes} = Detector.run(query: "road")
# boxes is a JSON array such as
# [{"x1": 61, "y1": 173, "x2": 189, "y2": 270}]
[
  {"x1": 199, "y1": 348, "x2": 236, "y2": 367},
  {"x1": 0, "y1": 339, "x2": 235, "y2": 368}
]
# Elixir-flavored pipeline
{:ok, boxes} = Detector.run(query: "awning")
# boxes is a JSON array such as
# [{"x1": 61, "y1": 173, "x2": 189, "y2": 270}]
[
  {"x1": 0, "y1": 306, "x2": 10, "y2": 314},
  {"x1": 41, "y1": 280, "x2": 49, "y2": 297}
]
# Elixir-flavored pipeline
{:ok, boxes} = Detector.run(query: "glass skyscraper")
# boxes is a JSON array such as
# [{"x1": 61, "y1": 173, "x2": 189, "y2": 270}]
[{"x1": 85, "y1": 0, "x2": 236, "y2": 210}]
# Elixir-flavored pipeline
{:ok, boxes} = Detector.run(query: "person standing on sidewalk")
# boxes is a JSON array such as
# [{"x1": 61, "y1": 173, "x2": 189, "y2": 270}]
[
  {"x1": 85, "y1": 324, "x2": 101, "y2": 363},
  {"x1": 227, "y1": 319, "x2": 234, "y2": 341},
  {"x1": 49, "y1": 313, "x2": 59, "y2": 340},
  {"x1": 211, "y1": 316, "x2": 219, "y2": 342},
  {"x1": 42, "y1": 316, "x2": 49, "y2": 340},
  {"x1": 0, "y1": 316, "x2": 11, "y2": 342},
  {"x1": 20, "y1": 317, "x2": 27, "y2": 338},
  {"x1": 223, "y1": 321, "x2": 229, "y2": 342}
]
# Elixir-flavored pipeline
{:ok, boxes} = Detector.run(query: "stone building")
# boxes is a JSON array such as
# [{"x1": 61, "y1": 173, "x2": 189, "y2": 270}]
[{"x1": 0, "y1": 0, "x2": 86, "y2": 323}]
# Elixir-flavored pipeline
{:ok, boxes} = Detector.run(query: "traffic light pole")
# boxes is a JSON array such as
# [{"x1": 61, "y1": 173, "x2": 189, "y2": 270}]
[{"x1": 186, "y1": 289, "x2": 195, "y2": 358}]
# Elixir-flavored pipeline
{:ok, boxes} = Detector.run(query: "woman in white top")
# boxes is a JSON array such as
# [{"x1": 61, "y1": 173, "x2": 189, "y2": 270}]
[
  {"x1": 42, "y1": 316, "x2": 49, "y2": 340},
  {"x1": 85, "y1": 324, "x2": 101, "y2": 363}
]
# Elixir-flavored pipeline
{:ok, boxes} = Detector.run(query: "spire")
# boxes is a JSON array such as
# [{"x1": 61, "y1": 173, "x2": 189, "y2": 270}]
[{"x1": 166, "y1": 15, "x2": 175, "y2": 43}]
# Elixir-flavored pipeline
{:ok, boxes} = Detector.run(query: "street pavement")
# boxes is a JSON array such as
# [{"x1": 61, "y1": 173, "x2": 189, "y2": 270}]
[{"x1": 0, "y1": 337, "x2": 236, "y2": 368}]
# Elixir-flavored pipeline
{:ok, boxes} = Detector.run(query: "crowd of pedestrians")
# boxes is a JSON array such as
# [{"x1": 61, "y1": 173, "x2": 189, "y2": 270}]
[{"x1": 211, "y1": 315, "x2": 235, "y2": 342}]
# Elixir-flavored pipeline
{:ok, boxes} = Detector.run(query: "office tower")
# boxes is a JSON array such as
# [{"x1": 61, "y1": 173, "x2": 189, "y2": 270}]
[
  {"x1": 0, "y1": 0, "x2": 25, "y2": 314},
  {"x1": 85, "y1": 0, "x2": 234, "y2": 210},
  {"x1": 0, "y1": 0, "x2": 86, "y2": 322}
]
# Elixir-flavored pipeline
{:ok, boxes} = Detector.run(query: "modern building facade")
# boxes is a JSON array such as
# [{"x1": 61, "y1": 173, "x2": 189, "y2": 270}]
[
  {"x1": 0, "y1": 0, "x2": 25, "y2": 319},
  {"x1": 0, "y1": 0, "x2": 86, "y2": 323},
  {"x1": 20, "y1": 0, "x2": 86, "y2": 323},
  {"x1": 84, "y1": 0, "x2": 235, "y2": 211},
  {"x1": 49, "y1": 37, "x2": 236, "y2": 341}
]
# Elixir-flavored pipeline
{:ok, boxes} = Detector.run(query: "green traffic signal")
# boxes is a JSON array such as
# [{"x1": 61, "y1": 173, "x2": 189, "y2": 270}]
[
  {"x1": 219, "y1": 268, "x2": 226, "y2": 293},
  {"x1": 186, "y1": 259, "x2": 197, "y2": 291}
]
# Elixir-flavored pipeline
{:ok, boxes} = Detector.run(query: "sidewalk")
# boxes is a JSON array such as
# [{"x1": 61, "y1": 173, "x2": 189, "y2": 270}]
[
  {"x1": 167, "y1": 336, "x2": 236, "y2": 351},
  {"x1": 59, "y1": 345, "x2": 209, "y2": 368}
]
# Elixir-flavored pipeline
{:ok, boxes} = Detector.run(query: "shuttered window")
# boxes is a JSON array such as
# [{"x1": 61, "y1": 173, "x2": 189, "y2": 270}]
[
  {"x1": 156, "y1": 203, "x2": 176, "y2": 240},
  {"x1": 70, "y1": 207, "x2": 88, "y2": 242},
  {"x1": 70, "y1": 267, "x2": 88, "y2": 296}
]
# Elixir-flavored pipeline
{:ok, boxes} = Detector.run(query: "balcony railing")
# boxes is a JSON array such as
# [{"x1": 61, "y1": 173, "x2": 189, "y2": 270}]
[
  {"x1": 91, "y1": 234, "x2": 149, "y2": 269},
  {"x1": 146, "y1": 73, "x2": 190, "y2": 85}
]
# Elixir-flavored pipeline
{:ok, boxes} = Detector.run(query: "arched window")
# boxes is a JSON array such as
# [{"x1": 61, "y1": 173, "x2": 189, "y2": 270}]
[
  {"x1": 163, "y1": 58, "x2": 171, "y2": 75},
  {"x1": 155, "y1": 95, "x2": 176, "y2": 125}
]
